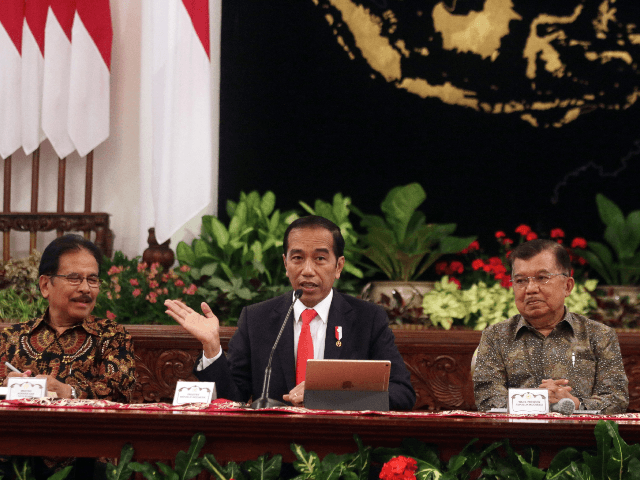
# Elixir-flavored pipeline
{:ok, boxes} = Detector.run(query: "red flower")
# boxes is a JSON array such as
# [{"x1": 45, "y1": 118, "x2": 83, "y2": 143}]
[
  {"x1": 132, "y1": 288, "x2": 142, "y2": 298},
  {"x1": 379, "y1": 456, "x2": 418, "y2": 480},
  {"x1": 515, "y1": 224, "x2": 531, "y2": 236},
  {"x1": 180, "y1": 264, "x2": 191, "y2": 273},
  {"x1": 174, "y1": 279, "x2": 185, "y2": 287},
  {"x1": 495, "y1": 231, "x2": 506, "y2": 239},
  {"x1": 551, "y1": 228, "x2": 565, "y2": 238},
  {"x1": 107, "y1": 265, "x2": 123, "y2": 276},
  {"x1": 129, "y1": 279, "x2": 139, "y2": 286},
  {"x1": 461, "y1": 240, "x2": 480, "y2": 254},
  {"x1": 149, "y1": 280, "x2": 159, "y2": 289},
  {"x1": 183, "y1": 284, "x2": 198, "y2": 295},
  {"x1": 488, "y1": 257, "x2": 503, "y2": 266},
  {"x1": 503, "y1": 238, "x2": 514, "y2": 246},
  {"x1": 435, "y1": 262, "x2": 448, "y2": 275},
  {"x1": 578, "y1": 257, "x2": 587, "y2": 265},
  {"x1": 471, "y1": 259, "x2": 485, "y2": 271},
  {"x1": 571, "y1": 237, "x2": 587, "y2": 249},
  {"x1": 106, "y1": 311, "x2": 117, "y2": 320},
  {"x1": 449, "y1": 277, "x2": 461, "y2": 289},
  {"x1": 449, "y1": 261, "x2": 464, "y2": 274},
  {"x1": 501, "y1": 276, "x2": 512, "y2": 288},
  {"x1": 526, "y1": 232, "x2": 538, "y2": 241},
  {"x1": 137, "y1": 262, "x2": 148, "y2": 272}
]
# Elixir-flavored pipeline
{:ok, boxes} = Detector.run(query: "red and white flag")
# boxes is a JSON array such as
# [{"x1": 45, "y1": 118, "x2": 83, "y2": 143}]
[
  {"x1": 42, "y1": 0, "x2": 75, "y2": 159},
  {"x1": 21, "y1": 0, "x2": 48, "y2": 155},
  {"x1": 67, "y1": 0, "x2": 111, "y2": 157},
  {"x1": 0, "y1": 0, "x2": 24, "y2": 159},
  {"x1": 150, "y1": 0, "x2": 213, "y2": 242}
]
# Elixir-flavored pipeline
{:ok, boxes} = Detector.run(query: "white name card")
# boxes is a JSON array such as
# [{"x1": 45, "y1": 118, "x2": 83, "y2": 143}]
[
  {"x1": 508, "y1": 388, "x2": 549, "y2": 414},
  {"x1": 7, "y1": 377, "x2": 48, "y2": 400},
  {"x1": 173, "y1": 381, "x2": 216, "y2": 405}
]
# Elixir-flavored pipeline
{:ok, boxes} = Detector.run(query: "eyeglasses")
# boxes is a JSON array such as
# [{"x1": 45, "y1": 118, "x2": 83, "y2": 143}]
[
  {"x1": 48, "y1": 273, "x2": 103, "y2": 288},
  {"x1": 511, "y1": 273, "x2": 569, "y2": 289}
]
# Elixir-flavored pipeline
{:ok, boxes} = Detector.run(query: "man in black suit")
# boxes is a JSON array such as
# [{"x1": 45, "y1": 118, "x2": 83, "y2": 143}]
[{"x1": 165, "y1": 216, "x2": 415, "y2": 410}]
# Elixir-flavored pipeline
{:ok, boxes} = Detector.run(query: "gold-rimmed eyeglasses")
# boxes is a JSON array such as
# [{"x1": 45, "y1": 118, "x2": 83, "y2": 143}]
[
  {"x1": 511, "y1": 273, "x2": 569, "y2": 289},
  {"x1": 48, "y1": 273, "x2": 103, "y2": 288}
]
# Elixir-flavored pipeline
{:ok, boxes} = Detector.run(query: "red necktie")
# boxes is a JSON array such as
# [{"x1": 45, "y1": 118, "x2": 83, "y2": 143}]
[{"x1": 296, "y1": 309, "x2": 317, "y2": 385}]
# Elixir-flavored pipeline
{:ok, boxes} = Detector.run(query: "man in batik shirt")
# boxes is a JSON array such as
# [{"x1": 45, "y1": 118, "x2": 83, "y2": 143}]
[
  {"x1": 1, "y1": 234, "x2": 135, "y2": 401},
  {"x1": 473, "y1": 239, "x2": 628, "y2": 414}
]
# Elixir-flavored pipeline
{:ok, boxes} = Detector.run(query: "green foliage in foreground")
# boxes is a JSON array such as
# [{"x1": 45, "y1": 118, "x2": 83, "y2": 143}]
[{"x1": 38, "y1": 420, "x2": 629, "y2": 480}]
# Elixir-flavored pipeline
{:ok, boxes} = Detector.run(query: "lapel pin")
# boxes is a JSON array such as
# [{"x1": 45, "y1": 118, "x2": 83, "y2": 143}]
[{"x1": 335, "y1": 326, "x2": 342, "y2": 347}]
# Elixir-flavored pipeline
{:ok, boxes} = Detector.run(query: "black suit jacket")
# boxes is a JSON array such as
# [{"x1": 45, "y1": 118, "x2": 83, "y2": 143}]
[{"x1": 194, "y1": 290, "x2": 416, "y2": 410}]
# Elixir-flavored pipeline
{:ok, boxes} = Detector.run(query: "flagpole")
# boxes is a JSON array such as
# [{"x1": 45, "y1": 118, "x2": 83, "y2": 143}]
[
  {"x1": 57, "y1": 157, "x2": 66, "y2": 238},
  {"x1": 3, "y1": 156, "x2": 11, "y2": 262},
  {"x1": 84, "y1": 150, "x2": 93, "y2": 241},
  {"x1": 29, "y1": 147, "x2": 40, "y2": 253}
]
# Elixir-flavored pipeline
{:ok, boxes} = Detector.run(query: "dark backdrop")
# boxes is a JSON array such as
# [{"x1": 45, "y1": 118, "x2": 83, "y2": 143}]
[{"x1": 218, "y1": 1, "x2": 640, "y2": 248}]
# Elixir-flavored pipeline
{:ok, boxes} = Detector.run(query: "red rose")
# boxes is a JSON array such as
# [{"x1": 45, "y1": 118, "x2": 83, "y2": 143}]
[
  {"x1": 551, "y1": 228, "x2": 565, "y2": 238},
  {"x1": 571, "y1": 237, "x2": 587, "y2": 249},
  {"x1": 515, "y1": 224, "x2": 531, "y2": 236},
  {"x1": 379, "y1": 456, "x2": 418, "y2": 480},
  {"x1": 526, "y1": 232, "x2": 538, "y2": 241}
]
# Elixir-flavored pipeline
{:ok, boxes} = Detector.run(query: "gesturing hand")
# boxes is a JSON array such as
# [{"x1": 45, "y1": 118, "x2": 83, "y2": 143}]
[{"x1": 165, "y1": 299, "x2": 221, "y2": 358}]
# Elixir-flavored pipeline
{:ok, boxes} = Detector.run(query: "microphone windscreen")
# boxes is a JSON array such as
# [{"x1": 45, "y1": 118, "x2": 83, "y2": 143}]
[
  {"x1": 550, "y1": 398, "x2": 576, "y2": 415},
  {"x1": 294, "y1": 289, "x2": 303, "y2": 299}
]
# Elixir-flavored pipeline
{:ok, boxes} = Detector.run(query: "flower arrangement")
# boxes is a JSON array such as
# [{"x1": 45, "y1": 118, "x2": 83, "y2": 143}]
[
  {"x1": 94, "y1": 251, "x2": 205, "y2": 324},
  {"x1": 435, "y1": 224, "x2": 590, "y2": 289}
]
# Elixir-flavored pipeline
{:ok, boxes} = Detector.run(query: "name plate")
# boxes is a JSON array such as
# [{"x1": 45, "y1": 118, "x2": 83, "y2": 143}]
[
  {"x1": 508, "y1": 388, "x2": 549, "y2": 414},
  {"x1": 7, "y1": 377, "x2": 48, "y2": 400},
  {"x1": 173, "y1": 381, "x2": 216, "y2": 405}
]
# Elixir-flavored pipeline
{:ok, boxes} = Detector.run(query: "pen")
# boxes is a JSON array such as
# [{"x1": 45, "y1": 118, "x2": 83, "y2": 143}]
[
  {"x1": 571, "y1": 353, "x2": 575, "y2": 367},
  {"x1": 4, "y1": 362, "x2": 22, "y2": 374}
]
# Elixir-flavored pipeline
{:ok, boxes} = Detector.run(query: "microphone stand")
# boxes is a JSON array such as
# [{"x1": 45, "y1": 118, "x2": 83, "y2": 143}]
[{"x1": 250, "y1": 289, "x2": 303, "y2": 409}]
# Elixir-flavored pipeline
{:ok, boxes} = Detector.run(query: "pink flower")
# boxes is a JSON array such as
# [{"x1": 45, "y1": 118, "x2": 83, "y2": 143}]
[
  {"x1": 183, "y1": 284, "x2": 198, "y2": 295},
  {"x1": 174, "y1": 279, "x2": 185, "y2": 287},
  {"x1": 106, "y1": 311, "x2": 117, "y2": 320},
  {"x1": 149, "y1": 280, "x2": 159, "y2": 289},
  {"x1": 137, "y1": 262, "x2": 148, "y2": 272},
  {"x1": 180, "y1": 264, "x2": 190, "y2": 273},
  {"x1": 107, "y1": 265, "x2": 123, "y2": 276},
  {"x1": 132, "y1": 288, "x2": 142, "y2": 297},
  {"x1": 129, "y1": 279, "x2": 139, "y2": 286},
  {"x1": 146, "y1": 292, "x2": 158, "y2": 303}
]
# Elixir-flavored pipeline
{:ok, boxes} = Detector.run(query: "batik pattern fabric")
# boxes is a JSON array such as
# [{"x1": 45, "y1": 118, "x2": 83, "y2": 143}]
[
  {"x1": 0, "y1": 309, "x2": 135, "y2": 403},
  {"x1": 473, "y1": 310, "x2": 629, "y2": 414}
]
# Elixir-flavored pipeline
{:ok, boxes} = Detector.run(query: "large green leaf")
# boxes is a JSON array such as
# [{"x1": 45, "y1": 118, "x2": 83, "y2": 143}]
[
  {"x1": 380, "y1": 183, "x2": 426, "y2": 244},
  {"x1": 210, "y1": 217, "x2": 230, "y2": 248},
  {"x1": 176, "y1": 242, "x2": 195, "y2": 265},
  {"x1": 243, "y1": 454, "x2": 282, "y2": 480},
  {"x1": 105, "y1": 443, "x2": 135, "y2": 480},
  {"x1": 174, "y1": 432, "x2": 206, "y2": 480},
  {"x1": 261, "y1": 191, "x2": 276, "y2": 217}
]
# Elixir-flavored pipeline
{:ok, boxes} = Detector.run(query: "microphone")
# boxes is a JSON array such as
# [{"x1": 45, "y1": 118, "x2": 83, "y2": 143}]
[
  {"x1": 550, "y1": 398, "x2": 576, "y2": 415},
  {"x1": 250, "y1": 289, "x2": 303, "y2": 409}
]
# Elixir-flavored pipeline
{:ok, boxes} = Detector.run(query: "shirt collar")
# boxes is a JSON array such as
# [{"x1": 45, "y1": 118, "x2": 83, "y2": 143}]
[
  {"x1": 293, "y1": 289, "x2": 333, "y2": 324},
  {"x1": 514, "y1": 307, "x2": 573, "y2": 339},
  {"x1": 33, "y1": 308, "x2": 100, "y2": 336}
]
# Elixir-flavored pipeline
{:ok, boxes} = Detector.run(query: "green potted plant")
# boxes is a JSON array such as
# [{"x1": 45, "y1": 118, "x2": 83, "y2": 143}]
[
  {"x1": 573, "y1": 194, "x2": 640, "y2": 326},
  {"x1": 176, "y1": 191, "x2": 298, "y2": 325},
  {"x1": 354, "y1": 183, "x2": 476, "y2": 316},
  {"x1": 0, "y1": 251, "x2": 47, "y2": 323}
]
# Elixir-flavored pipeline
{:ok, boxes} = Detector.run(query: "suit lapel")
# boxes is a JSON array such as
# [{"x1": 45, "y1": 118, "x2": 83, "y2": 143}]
[
  {"x1": 275, "y1": 293, "x2": 297, "y2": 393},
  {"x1": 325, "y1": 290, "x2": 352, "y2": 359}
]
